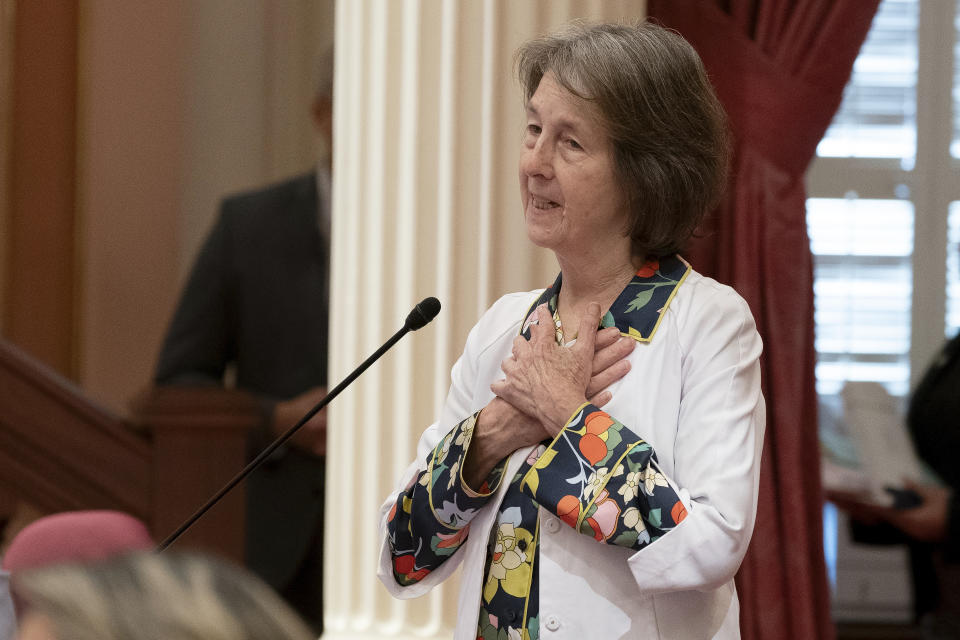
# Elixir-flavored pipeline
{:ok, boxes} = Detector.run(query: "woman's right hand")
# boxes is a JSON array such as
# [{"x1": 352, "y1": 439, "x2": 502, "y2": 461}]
[
  {"x1": 463, "y1": 326, "x2": 634, "y2": 490},
  {"x1": 462, "y1": 397, "x2": 548, "y2": 490}
]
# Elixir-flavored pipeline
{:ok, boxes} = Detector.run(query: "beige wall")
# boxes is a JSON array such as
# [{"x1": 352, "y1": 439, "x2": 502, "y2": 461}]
[
  {"x1": 75, "y1": 0, "x2": 334, "y2": 414},
  {"x1": 5, "y1": 0, "x2": 631, "y2": 419}
]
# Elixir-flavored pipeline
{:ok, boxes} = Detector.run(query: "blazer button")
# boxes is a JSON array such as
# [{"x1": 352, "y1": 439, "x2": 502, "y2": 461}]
[
  {"x1": 544, "y1": 517, "x2": 561, "y2": 534},
  {"x1": 544, "y1": 615, "x2": 561, "y2": 631}
]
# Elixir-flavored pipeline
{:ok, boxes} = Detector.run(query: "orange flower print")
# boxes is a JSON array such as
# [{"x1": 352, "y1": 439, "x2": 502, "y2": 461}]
[
  {"x1": 671, "y1": 500, "x2": 688, "y2": 524},
  {"x1": 557, "y1": 494, "x2": 581, "y2": 528},
  {"x1": 579, "y1": 432, "x2": 608, "y2": 465},
  {"x1": 584, "y1": 411, "x2": 614, "y2": 435},
  {"x1": 435, "y1": 524, "x2": 470, "y2": 550},
  {"x1": 636, "y1": 259, "x2": 660, "y2": 278},
  {"x1": 394, "y1": 554, "x2": 415, "y2": 574},
  {"x1": 394, "y1": 554, "x2": 430, "y2": 583}
]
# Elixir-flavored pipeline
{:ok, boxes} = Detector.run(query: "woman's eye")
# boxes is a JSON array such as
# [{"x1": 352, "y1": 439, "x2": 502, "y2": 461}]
[
  {"x1": 565, "y1": 138, "x2": 583, "y2": 150},
  {"x1": 526, "y1": 124, "x2": 542, "y2": 136}
]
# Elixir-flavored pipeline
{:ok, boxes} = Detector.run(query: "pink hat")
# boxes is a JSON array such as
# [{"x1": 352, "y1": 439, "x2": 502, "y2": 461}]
[{"x1": 2, "y1": 510, "x2": 154, "y2": 573}]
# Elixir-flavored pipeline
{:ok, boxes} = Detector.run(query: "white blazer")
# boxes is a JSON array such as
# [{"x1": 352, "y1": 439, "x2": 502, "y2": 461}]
[{"x1": 378, "y1": 269, "x2": 765, "y2": 639}]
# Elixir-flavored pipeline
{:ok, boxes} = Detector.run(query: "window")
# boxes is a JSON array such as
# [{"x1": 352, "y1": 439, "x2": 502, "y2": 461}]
[
  {"x1": 810, "y1": 0, "x2": 960, "y2": 623},
  {"x1": 808, "y1": 198, "x2": 913, "y2": 397},
  {"x1": 808, "y1": 0, "x2": 960, "y2": 405},
  {"x1": 817, "y1": 0, "x2": 917, "y2": 161}
]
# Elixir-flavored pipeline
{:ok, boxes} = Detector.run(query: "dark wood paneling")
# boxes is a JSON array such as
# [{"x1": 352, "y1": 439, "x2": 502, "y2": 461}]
[
  {"x1": 4, "y1": 0, "x2": 79, "y2": 376},
  {"x1": 0, "y1": 340, "x2": 150, "y2": 515},
  {"x1": 132, "y1": 386, "x2": 261, "y2": 561},
  {"x1": 0, "y1": 340, "x2": 256, "y2": 563}
]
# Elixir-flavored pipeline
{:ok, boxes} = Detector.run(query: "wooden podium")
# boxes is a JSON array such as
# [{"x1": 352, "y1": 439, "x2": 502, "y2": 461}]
[{"x1": 0, "y1": 339, "x2": 260, "y2": 562}]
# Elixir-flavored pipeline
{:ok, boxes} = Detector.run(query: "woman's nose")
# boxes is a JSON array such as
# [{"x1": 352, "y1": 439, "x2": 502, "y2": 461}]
[{"x1": 521, "y1": 139, "x2": 553, "y2": 179}]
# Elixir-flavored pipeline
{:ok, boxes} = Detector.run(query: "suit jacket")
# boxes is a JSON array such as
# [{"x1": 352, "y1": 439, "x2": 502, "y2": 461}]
[
  {"x1": 155, "y1": 171, "x2": 328, "y2": 590},
  {"x1": 908, "y1": 332, "x2": 960, "y2": 561}
]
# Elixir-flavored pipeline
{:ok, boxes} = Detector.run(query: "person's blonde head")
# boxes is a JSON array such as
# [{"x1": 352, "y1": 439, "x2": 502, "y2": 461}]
[
  {"x1": 13, "y1": 551, "x2": 315, "y2": 640},
  {"x1": 515, "y1": 20, "x2": 730, "y2": 259}
]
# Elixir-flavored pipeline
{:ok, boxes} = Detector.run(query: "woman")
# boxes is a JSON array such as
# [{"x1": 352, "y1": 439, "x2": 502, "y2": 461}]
[
  {"x1": 379, "y1": 21, "x2": 764, "y2": 639},
  {"x1": 12, "y1": 551, "x2": 316, "y2": 640}
]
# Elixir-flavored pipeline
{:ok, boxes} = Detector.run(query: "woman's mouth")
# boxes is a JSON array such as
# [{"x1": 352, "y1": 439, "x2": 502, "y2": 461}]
[{"x1": 530, "y1": 196, "x2": 560, "y2": 209}]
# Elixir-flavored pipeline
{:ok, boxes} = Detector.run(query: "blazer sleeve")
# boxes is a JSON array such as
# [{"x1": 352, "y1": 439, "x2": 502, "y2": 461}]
[
  {"x1": 623, "y1": 283, "x2": 766, "y2": 594},
  {"x1": 377, "y1": 294, "x2": 529, "y2": 599},
  {"x1": 155, "y1": 206, "x2": 235, "y2": 386}
]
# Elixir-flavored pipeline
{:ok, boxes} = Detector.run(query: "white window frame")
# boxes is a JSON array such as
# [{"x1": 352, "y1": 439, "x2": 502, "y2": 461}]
[{"x1": 806, "y1": 1, "x2": 960, "y2": 389}]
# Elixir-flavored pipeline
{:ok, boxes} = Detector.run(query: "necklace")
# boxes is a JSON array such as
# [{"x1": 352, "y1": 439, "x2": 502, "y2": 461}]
[{"x1": 552, "y1": 308, "x2": 577, "y2": 345}]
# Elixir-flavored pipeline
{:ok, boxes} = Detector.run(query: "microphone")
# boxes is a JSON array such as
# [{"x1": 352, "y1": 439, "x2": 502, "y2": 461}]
[
  {"x1": 157, "y1": 296, "x2": 441, "y2": 552},
  {"x1": 405, "y1": 296, "x2": 441, "y2": 330}
]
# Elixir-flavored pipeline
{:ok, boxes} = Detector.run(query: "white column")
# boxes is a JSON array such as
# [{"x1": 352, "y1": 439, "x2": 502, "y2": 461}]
[{"x1": 325, "y1": 1, "x2": 645, "y2": 637}]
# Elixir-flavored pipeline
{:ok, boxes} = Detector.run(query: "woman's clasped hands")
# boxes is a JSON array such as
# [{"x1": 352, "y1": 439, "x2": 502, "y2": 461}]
[
  {"x1": 494, "y1": 302, "x2": 634, "y2": 437},
  {"x1": 464, "y1": 303, "x2": 633, "y2": 489}
]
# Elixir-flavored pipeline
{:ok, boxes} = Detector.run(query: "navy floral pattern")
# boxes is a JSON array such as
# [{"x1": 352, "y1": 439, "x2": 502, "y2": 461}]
[
  {"x1": 386, "y1": 413, "x2": 506, "y2": 586},
  {"x1": 386, "y1": 255, "x2": 691, "y2": 639}
]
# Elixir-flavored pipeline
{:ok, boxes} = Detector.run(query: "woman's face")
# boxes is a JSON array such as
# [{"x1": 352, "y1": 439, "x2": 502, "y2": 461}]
[{"x1": 519, "y1": 72, "x2": 628, "y2": 258}]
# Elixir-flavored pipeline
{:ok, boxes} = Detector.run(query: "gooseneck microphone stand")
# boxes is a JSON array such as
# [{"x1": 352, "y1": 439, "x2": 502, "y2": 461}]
[{"x1": 157, "y1": 296, "x2": 441, "y2": 552}]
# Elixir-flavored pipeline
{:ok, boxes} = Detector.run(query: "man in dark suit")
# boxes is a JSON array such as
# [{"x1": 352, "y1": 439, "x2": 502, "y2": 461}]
[{"x1": 154, "y1": 62, "x2": 332, "y2": 633}]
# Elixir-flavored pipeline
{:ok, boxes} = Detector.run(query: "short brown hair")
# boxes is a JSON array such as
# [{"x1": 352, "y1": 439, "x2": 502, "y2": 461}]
[{"x1": 516, "y1": 21, "x2": 730, "y2": 258}]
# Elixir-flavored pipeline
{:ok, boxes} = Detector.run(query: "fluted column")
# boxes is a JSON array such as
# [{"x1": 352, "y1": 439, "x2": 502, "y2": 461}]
[{"x1": 325, "y1": 1, "x2": 645, "y2": 637}]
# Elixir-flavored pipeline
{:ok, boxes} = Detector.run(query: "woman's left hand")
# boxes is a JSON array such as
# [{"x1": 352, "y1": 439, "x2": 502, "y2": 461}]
[{"x1": 491, "y1": 302, "x2": 601, "y2": 436}]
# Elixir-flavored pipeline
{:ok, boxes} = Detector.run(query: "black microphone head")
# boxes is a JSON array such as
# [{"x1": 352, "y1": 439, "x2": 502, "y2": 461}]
[{"x1": 405, "y1": 297, "x2": 441, "y2": 331}]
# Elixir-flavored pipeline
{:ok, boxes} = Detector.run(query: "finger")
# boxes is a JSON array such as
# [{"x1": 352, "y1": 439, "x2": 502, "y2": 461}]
[
  {"x1": 532, "y1": 304, "x2": 554, "y2": 341},
  {"x1": 592, "y1": 336, "x2": 635, "y2": 373},
  {"x1": 594, "y1": 326, "x2": 621, "y2": 351},
  {"x1": 514, "y1": 333, "x2": 533, "y2": 353},
  {"x1": 511, "y1": 336, "x2": 533, "y2": 363},
  {"x1": 573, "y1": 302, "x2": 602, "y2": 355},
  {"x1": 588, "y1": 390, "x2": 613, "y2": 408},
  {"x1": 586, "y1": 359, "x2": 631, "y2": 398}
]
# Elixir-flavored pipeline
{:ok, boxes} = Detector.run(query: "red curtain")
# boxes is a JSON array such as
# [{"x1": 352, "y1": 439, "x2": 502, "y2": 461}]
[{"x1": 645, "y1": 1, "x2": 881, "y2": 638}]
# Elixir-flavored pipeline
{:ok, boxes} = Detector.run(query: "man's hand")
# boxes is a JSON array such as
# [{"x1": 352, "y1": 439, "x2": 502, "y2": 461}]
[
  {"x1": 883, "y1": 482, "x2": 951, "y2": 542},
  {"x1": 827, "y1": 481, "x2": 952, "y2": 542},
  {"x1": 272, "y1": 386, "x2": 328, "y2": 457}
]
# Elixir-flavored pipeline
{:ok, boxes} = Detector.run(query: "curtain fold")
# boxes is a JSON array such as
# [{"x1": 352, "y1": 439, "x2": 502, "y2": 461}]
[{"x1": 646, "y1": 1, "x2": 881, "y2": 638}]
